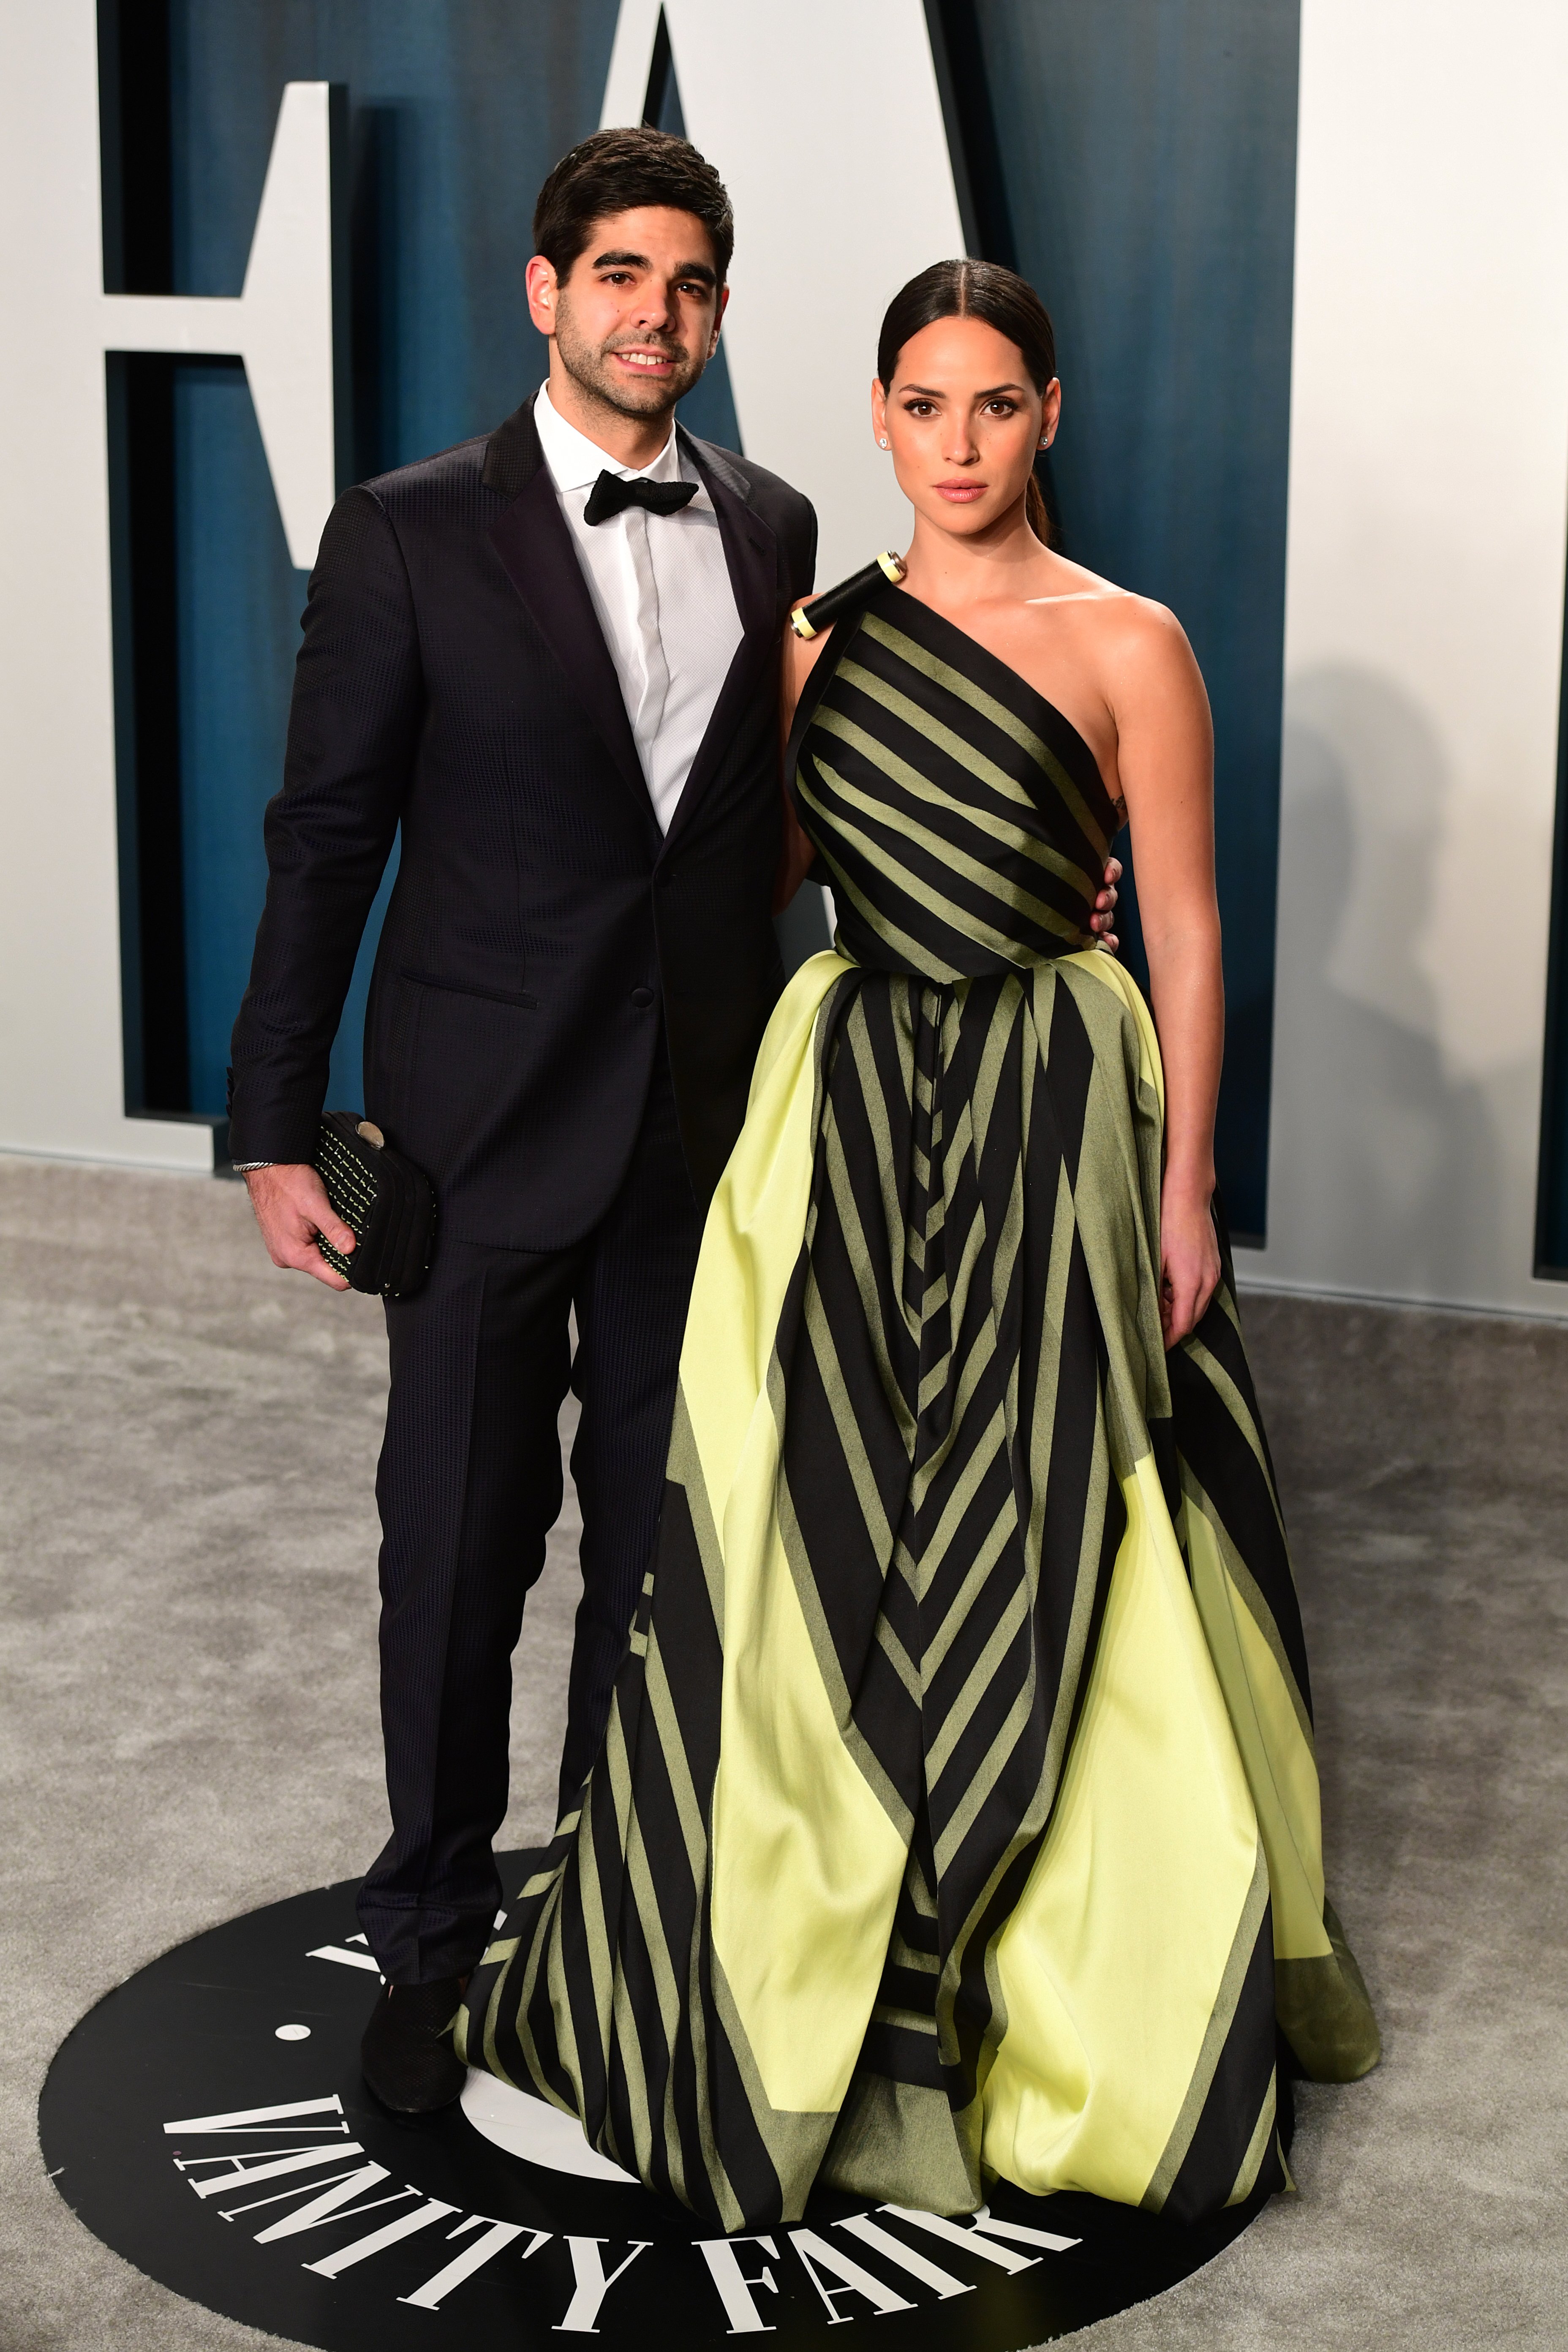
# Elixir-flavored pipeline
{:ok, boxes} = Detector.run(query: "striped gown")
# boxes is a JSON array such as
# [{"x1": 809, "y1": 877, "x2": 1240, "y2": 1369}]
[{"x1": 458, "y1": 585, "x2": 1379, "y2": 2230}]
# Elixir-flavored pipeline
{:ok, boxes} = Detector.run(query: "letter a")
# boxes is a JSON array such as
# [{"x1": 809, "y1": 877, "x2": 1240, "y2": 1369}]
[{"x1": 789, "y1": 2228, "x2": 915, "y2": 2322}]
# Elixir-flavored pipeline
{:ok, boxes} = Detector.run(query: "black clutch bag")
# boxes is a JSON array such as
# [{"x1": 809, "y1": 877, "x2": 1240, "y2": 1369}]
[{"x1": 313, "y1": 1113, "x2": 436, "y2": 1299}]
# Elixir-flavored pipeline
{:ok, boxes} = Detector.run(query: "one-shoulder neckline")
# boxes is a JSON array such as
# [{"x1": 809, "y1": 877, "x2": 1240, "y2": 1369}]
[{"x1": 876, "y1": 585, "x2": 1119, "y2": 828}]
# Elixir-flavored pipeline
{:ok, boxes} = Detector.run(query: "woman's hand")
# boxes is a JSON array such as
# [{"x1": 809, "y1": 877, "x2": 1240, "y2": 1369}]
[{"x1": 1159, "y1": 1177, "x2": 1221, "y2": 1349}]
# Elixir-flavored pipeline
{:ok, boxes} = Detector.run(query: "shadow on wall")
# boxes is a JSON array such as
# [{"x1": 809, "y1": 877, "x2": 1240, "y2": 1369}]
[{"x1": 1270, "y1": 666, "x2": 1520, "y2": 1304}]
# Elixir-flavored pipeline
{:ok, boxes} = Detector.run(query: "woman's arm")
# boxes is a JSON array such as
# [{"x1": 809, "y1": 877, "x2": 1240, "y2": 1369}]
[
  {"x1": 1105, "y1": 602, "x2": 1222, "y2": 1348},
  {"x1": 773, "y1": 610, "x2": 833, "y2": 913}
]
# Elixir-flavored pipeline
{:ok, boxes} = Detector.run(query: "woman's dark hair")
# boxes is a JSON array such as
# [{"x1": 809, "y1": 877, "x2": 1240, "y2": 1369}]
[
  {"x1": 533, "y1": 127, "x2": 735, "y2": 284},
  {"x1": 877, "y1": 259, "x2": 1058, "y2": 543}
]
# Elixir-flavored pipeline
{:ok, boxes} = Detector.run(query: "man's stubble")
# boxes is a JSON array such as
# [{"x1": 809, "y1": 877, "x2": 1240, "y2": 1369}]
[{"x1": 552, "y1": 286, "x2": 709, "y2": 433}]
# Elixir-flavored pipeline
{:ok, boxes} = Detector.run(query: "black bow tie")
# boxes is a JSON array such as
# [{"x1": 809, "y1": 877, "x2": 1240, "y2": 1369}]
[{"x1": 583, "y1": 471, "x2": 699, "y2": 527}]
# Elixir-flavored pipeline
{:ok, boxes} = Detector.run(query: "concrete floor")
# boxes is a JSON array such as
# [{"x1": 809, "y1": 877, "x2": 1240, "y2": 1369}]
[{"x1": 3, "y1": 1154, "x2": 1565, "y2": 2350}]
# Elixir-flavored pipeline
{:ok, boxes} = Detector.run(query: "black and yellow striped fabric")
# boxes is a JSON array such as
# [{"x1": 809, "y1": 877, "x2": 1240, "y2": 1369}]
[
  {"x1": 459, "y1": 585, "x2": 1378, "y2": 2230},
  {"x1": 794, "y1": 598, "x2": 1111, "y2": 977}
]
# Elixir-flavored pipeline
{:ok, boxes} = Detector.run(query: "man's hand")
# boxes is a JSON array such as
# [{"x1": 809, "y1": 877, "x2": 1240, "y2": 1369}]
[
  {"x1": 243, "y1": 1164, "x2": 357, "y2": 1290},
  {"x1": 1089, "y1": 854, "x2": 1122, "y2": 951}
]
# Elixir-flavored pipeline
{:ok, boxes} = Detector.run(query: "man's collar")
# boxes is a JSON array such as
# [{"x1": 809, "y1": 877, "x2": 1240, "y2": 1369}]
[
  {"x1": 533, "y1": 382, "x2": 683, "y2": 493},
  {"x1": 481, "y1": 392, "x2": 742, "y2": 514}
]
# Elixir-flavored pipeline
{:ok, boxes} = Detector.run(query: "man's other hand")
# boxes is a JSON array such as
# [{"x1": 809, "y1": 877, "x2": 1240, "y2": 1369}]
[
  {"x1": 1090, "y1": 854, "x2": 1122, "y2": 952},
  {"x1": 243, "y1": 1164, "x2": 356, "y2": 1290}
]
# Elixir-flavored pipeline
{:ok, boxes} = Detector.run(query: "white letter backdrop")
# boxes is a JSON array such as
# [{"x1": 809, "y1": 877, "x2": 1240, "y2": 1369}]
[
  {"x1": 0, "y1": 8, "x2": 338, "y2": 1169},
  {"x1": 602, "y1": 0, "x2": 966, "y2": 588}
]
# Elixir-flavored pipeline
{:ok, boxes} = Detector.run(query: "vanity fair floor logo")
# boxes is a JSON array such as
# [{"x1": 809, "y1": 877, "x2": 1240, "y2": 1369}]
[{"x1": 40, "y1": 1869, "x2": 1264, "y2": 2348}]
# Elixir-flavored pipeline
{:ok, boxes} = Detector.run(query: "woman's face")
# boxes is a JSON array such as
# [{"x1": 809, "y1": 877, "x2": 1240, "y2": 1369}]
[{"x1": 874, "y1": 315, "x2": 1059, "y2": 538}]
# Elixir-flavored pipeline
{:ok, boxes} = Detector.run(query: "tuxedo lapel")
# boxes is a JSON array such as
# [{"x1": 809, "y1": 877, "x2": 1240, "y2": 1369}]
[
  {"x1": 663, "y1": 432, "x2": 779, "y2": 852},
  {"x1": 484, "y1": 405, "x2": 655, "y2": 833}
]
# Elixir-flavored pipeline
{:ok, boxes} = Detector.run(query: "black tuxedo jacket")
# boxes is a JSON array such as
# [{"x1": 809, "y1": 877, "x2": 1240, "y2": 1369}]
[{"x1": 228, "y1": 402, "x2": 816, "y2": 1249}]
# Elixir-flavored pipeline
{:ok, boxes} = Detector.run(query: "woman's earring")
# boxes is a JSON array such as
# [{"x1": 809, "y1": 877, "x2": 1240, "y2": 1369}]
[{"x1": 879, "y1": 437, "x2": 889, "y2": 449}]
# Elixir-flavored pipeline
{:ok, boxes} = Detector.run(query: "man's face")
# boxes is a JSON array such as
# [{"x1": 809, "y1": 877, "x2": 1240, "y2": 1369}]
[{"x1": 525, "y1": 206, "x2": 727, "y2": 422}]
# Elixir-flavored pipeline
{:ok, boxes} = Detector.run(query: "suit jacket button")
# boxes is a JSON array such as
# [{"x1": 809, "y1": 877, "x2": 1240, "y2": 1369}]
[{"x1": 631, "y1": 985, "x2": 654, "y2": 1009}]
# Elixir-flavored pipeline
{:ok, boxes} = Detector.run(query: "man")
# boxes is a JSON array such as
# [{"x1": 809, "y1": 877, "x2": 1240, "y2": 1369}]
[{"x1": 229, "y1": 127, "x2": 1117, "y2": 2115}]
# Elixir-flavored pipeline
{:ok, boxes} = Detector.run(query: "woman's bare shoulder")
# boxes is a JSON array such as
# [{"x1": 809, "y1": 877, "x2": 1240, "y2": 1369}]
[
  {"x1": 1028, "y1": 558, "x2": 1184, "y2": 634},
  {"x1": 781, "y1": 599, "x2": 836, "y2": 732},
  {"x1": 1030, "y1": 570, "x2": 1195, "y2": 682}
]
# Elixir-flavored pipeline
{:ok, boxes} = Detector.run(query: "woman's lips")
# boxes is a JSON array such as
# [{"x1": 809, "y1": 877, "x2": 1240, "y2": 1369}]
[{"x1": 935, "y1": 480, "x2": 987, "y2": 502}]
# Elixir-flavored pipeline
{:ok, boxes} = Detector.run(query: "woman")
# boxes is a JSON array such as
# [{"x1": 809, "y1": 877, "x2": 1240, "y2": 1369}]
[{"x1": 459, "y1": 260, "x2": 1378, "y2": 2230}]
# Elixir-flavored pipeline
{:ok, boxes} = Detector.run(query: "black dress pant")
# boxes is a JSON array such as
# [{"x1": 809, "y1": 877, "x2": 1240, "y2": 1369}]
[{"x1": 357, "y1": 1053, "x2": 704, "y2": 1982}]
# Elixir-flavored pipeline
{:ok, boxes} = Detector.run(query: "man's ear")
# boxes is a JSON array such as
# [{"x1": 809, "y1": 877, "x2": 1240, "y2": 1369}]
[
  {"x1": 525, "y1": 253, "x2": 559, "y2": 339},
  {"x1": 708, "y1": 282, "x2": 730, "y2": 360}
]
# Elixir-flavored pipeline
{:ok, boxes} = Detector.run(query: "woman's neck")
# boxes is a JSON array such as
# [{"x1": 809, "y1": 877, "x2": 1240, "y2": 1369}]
[{"x1": 901, "y1": 501, "x2": 1054, "y2": 607}]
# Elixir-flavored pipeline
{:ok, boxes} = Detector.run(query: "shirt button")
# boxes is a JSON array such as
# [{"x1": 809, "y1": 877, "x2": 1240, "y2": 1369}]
[{"x1": 631, "y1": 986, "x2": 655, "y2": 1009}]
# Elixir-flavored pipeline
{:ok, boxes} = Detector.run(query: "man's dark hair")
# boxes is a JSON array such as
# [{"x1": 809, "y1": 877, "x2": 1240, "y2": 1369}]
[{"x1": 533, "y1": 127, "x2": 735, "y2": 284}]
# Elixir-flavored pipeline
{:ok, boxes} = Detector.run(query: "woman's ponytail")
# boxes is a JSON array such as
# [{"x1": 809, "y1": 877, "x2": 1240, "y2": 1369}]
[{"x1": 1025, "y1": 471, "x2": 1051, "y2": 546}]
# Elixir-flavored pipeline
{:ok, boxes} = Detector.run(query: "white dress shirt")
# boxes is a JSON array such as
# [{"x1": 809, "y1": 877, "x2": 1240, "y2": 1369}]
[{"x1": 532, "y1": 384, "x2": 743, "y2": 834}]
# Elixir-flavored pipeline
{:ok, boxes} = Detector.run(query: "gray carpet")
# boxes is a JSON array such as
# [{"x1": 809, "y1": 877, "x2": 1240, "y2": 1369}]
[{"x1": 2, "y1": 1154, "x2": 1564, "y2": 2350}]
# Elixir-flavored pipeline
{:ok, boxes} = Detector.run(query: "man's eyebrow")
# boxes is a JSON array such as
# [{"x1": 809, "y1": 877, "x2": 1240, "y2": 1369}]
[{"x1": 591, "y1": 248, "x2": 717, "y2": 286}]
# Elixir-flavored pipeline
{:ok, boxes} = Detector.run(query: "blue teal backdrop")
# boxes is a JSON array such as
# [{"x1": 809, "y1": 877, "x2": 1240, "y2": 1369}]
[
  {"x1": 944, "y1": 0, "x2": 1301, "y2": 1239},
  {"x1": 144, "y1": 0, "x2": 1298, "y2": 1238}
]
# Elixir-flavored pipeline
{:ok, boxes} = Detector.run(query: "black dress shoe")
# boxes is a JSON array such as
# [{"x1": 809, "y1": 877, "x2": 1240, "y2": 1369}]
[{"x1": 361, "y1": 1978, "x2": 466, "y2": 2113}]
